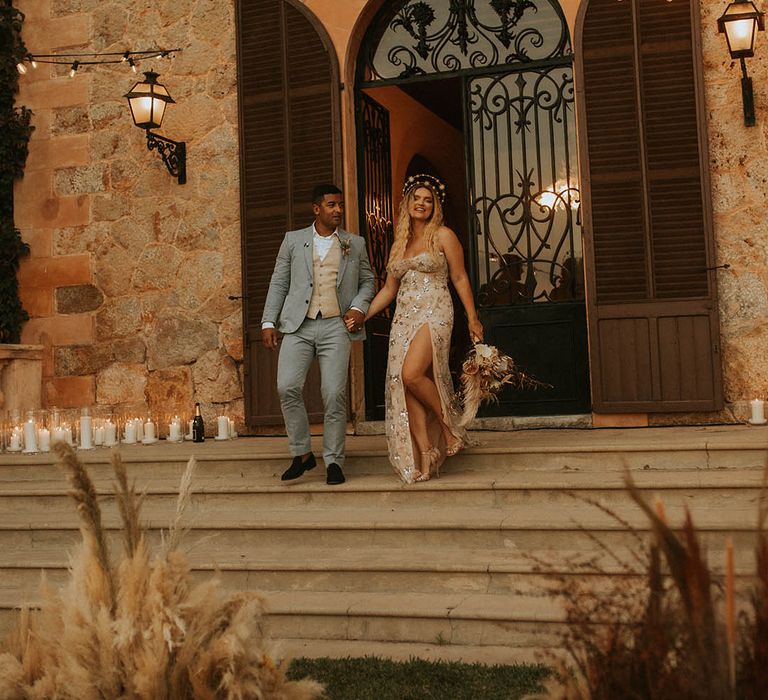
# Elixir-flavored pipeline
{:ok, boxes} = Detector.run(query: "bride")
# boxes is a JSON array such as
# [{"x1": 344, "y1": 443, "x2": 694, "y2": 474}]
[{"x1": 354, "y1": 174, "x2": 483, "y2": 483}]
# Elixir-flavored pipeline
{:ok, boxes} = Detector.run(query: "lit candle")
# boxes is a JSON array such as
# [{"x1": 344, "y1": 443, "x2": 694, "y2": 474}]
[
  {"x1": 217, "y1": 415, "x2": 229, "y2": 440},
  {"x1": 93, "y1": 425, "x2": 104, "y2": 446},
  {"x1": 52, "y1": 427, "x2": 66, "y2": 445},
  {"x1": 168, "y1": 420, "x2": 181, "y2": 442},
  {"x1": 104, "y1": 420, "x2": 117, "y2": 446},
  {"x1": 64, "y1": 425, "x2": 73, "y2": 446},
  {"x1": 750, "y1": 399, "x2": 766, "y2": 424},
  {"x1": 79, "y1": 412, "x2": 92, "y2": 450},
  {"x1": 229, "y1": 417, "x2": 237, "y2": 439},
  {"x1": 37, "y1": 427, "x2": 50, "y2": 453},
  {"x1": 124, "y1": 421, "x2": 136, "y2": 444},
  {"x1": 22, "y1": 419, "x2": 37, "y2": 453},
  {"x1": 143, "y1": 420, "x2": 155, "y2": 441},
  {"x1": 135, "y1": 418, "x2": 144, "y2": 441},
  {"x1": 9, "y1": 428, "x2": 22, "y2": 452}
]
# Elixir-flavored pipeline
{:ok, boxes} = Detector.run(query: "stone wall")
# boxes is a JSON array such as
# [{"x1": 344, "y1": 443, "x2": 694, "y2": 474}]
[
  {"x1": 15, "y1": 0, "x2": 243, "y2": 431},
  {"x1": 12, "y1": 0, "x2": 768, "y2": 427},
  {"x1": 699, "y1": 0, "x2": 768, "y2": 423}
]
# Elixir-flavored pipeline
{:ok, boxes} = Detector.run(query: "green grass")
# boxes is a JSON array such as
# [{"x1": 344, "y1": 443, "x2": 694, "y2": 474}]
[{"x1": 287, "y1": 656, "x2": 551, "y2": 700}]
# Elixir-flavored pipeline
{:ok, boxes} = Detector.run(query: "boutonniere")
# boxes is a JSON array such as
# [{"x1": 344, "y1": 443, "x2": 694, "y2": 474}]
[{"x1": 339, "y1": 237, "x2": 351, "y2": 257}]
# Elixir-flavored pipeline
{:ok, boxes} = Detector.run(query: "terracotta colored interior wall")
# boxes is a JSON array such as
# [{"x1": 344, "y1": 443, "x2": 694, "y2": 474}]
[{"x1": 363, "y1": 86, "x2": 467, "y2": 240}]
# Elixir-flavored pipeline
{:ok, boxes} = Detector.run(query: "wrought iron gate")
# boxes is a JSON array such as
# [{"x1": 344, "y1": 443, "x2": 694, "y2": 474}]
[
  {"x1": 357, "y1": 93, "x2": 394, "y2": 420},
  {"x1": 467, "y1": 62, "x2": 590, "y2": 415},
  {"x1": 357, "y1": 0, "x2": 590, "y2": 418}
]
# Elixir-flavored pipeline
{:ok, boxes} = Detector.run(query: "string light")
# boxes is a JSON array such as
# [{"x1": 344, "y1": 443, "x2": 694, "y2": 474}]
[{"x1": 14, "y1": 48, "x2": 181, "y2": 77}]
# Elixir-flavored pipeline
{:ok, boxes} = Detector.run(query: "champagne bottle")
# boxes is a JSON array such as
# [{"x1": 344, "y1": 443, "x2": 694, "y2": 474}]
[{"x1": 192, "y1": 402, "x2": 205, "y2": 443}]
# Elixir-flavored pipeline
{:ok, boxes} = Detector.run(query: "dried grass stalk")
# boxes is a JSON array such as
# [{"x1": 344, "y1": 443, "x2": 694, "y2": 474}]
[
  {"x1": 0, "y1": 444, "x2": 323, "y2": 699},
  {"x1": 113, "y1": 451, "x2": 143, "y2": 557},
  {"x1": 534, "y1": 467, "x2": 768, "y2": 699}
]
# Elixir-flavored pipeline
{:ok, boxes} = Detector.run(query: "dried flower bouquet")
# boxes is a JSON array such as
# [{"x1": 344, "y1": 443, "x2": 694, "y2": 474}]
[{"x1": 458, "y1": 343, "x2": 549, "y2": 426}]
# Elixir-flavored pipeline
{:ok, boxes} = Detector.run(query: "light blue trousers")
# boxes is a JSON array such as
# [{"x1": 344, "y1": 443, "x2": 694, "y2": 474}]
[{"x1": 277, "y1": 316, "x2": 351, "y2": 467}]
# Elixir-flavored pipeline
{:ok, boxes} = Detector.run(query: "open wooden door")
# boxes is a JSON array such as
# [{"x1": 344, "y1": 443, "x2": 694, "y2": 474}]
[
  {"x1": 576, "y1": 0, "x2": 723, "y2": 413},
  {"x1": 236, "y1": 0, "x2": 342, "y2": 427}
]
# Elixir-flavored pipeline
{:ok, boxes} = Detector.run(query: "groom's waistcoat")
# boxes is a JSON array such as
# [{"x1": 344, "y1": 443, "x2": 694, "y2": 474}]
[{"x1": 306, "y1": 238, "x2": 341, "y2": 320}]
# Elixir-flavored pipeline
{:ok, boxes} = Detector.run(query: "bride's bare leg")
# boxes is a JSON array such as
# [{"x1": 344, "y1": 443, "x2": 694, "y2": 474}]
[
  {"x1": 402, "y1": 326, "x2": 459, "y2": 451},
  {"x1": 404, "y1": 390, "x2": 432, "y2": 476}
]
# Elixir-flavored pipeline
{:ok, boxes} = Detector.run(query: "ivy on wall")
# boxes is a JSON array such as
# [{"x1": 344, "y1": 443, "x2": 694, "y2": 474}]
[{"x1": 0, "y1": 0, "x2": 32, "y2": 344}]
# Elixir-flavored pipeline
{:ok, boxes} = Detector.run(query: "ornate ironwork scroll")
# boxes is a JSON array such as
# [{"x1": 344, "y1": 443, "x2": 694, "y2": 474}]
[
  {"x1": 362, "y1": 0, "x2": 569, "y2": 83},
  {"x1": 146, "y1": 130, "x2": 186, "y2": 184},
  {"x1": 468, "y1": 65, "x2": 583, "y2": 306}
]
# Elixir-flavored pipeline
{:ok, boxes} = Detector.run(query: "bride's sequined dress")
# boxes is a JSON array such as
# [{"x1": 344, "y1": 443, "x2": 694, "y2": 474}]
[{"x1": 385, "y1": 251, "x2": 467, "y2": 484}]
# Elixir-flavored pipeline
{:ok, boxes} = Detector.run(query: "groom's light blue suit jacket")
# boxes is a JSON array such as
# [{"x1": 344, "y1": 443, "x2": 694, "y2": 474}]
[{"x1": 261, "y1": 226, "x2": 375, "y2": 340}]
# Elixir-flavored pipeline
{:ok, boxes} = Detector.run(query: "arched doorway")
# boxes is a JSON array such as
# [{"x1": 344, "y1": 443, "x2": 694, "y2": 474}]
[{"x1": 356, "y1": 0, "x2": 590, "y2": 420}]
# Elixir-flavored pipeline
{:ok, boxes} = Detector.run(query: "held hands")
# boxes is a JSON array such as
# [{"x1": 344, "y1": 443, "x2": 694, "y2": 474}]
[
  {"x1": 468, "y1": 317, "x2": 484, "y2": 344},
  {"x1": 343, "y1": 309, "x2": 365, "y2": 333}
]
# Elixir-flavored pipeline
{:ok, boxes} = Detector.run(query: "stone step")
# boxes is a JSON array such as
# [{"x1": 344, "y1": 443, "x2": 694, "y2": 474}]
[
  {"x1": 0, "y1": 590, "x2": 566, "y2": 648},
  {"x1": 0, "y1": 523, "x2": 759, "y2": 566},
  {"x1": 0, "y1": 466, "x2": 764, "y2": 497},
  {"x1": 0, "y1": 496, "x2": 762, "y2": 532},
  {"x1": 263, "y1": 592, "x2": 567, "y2": 649},
  {"x1": 1, "y1": 426, "x2": 767, "y2": 477},
  {"x1": 0, "y1": 486, "x2": 763, "y2": 523},
  {"x1": 1, "y1": 545, "x2": 756, "y2": 605},
  {"x1": 0, "y1": 427, "x2": 765, "y2": 661}
]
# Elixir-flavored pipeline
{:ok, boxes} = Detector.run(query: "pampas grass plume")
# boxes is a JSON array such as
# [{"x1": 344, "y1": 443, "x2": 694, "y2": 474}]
[{"x1": 0, "y1": 444, "x2": 322, "y2": 699}]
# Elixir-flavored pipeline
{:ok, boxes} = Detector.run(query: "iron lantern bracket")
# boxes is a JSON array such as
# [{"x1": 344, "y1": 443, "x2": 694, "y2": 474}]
[{"x1": 145, "y1": 130, "x2": 187, "y2": 184}]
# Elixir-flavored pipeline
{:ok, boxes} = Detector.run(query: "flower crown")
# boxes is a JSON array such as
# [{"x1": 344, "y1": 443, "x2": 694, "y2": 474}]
[{"x1": 403, "y1": 173, "x2": 447, "y2": 204}]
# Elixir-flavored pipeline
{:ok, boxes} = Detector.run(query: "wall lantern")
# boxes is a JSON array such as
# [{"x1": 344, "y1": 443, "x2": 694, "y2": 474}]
[
  {"x1": 718, "y1": 1, "x2": 765, "y2": 127},
  {"x1": 125, "y1": 71, "x2": 186, "y2": 184}
]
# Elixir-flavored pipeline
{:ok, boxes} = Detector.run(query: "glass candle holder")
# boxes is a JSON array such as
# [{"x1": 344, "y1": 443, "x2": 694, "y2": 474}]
[
  {"x1": 6, "y1": 409, "x2": 23, "y2": 453},
  {"x1": 102, "y1": 409, "x2": 119, "y2": 447},
  {"x1": 215, "y1": 409, "x2": 231, "y2": 441},
  {"x1": 34, "y1": 409, "x2": 51, "y2": 453},
  {"x1": 166, "y1": 410, "x2": 185, "y2": 443},
  {"x1": 78, "y1": 407, "x2": 94, "y2": 450},
  {"x1": 141, "y1": 411, "x2": 158, "y2": 444}
]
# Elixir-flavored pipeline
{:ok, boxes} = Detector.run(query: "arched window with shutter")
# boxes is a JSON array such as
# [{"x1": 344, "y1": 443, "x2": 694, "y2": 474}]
[
  {"x1": 236, "y1": 0, "x2": 342, "y2": 427},
  {"x1": 575, "y1": 0, "x2": 723, "y2": 413}
]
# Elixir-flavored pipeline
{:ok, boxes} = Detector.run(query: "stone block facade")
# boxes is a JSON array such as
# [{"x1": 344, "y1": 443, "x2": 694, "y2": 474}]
[
  {"x1": 15, "y1": 0, "x2": 243, "y2": 432},
  {"x1": 11, "y1": 0, "x2": 768, "y2": 429}
]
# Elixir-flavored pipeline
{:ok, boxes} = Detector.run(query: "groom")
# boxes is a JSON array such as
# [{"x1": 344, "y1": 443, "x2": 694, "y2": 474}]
[{"x1": 261, "y1": 185, "x2": 375, "y2": 485}]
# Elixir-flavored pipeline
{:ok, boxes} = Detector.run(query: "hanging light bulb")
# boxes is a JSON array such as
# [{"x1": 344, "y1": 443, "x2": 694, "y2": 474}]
[
  {"x1": 16, "y1": 61, "x2": 27, "y2": 74},
  {"x1": 69, "y1": 60, "x2": 79, "y2": 78},
  {"x1": 128, "y1": 57, "x2": 137, "y2": 73},
  {"x1": 29, "y1": 55, "x2": 37, "y2": 69},
  {"x1": 121, "y1": 50, "x2": 129, "y2": 62}
]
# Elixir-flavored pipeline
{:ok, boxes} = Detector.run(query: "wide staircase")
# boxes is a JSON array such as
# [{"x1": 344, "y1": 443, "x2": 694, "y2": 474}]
[{"x1": 0, "y1": 425, "x2": 766, "y2": 664}]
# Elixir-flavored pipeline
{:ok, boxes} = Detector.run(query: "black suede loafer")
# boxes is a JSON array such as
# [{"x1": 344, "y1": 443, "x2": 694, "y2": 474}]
[
  {"x1": 326, "y1": 463, "x2": 346, "y2": 485},
  {"x1": 281, "y1": 453, "x2": 317, "y2": 481}
]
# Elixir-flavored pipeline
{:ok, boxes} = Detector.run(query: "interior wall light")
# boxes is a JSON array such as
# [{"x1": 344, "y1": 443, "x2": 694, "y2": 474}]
[
  {"x1": 125, "y1": 70, "x2": 186, "y2": 184},
  {"x1": 718, "y1": 1, "x2": 765, "y2": 126}
]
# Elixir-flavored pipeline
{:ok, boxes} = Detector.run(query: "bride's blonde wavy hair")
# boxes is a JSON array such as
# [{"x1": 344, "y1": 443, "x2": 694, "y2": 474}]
[{"x1": 388, "y1": 185, "x2": 445, "y2": 266}]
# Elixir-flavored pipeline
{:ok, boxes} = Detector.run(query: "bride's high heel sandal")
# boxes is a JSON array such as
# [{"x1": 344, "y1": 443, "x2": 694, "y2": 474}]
[
  {"x1": 416, "y1": 447, "x2": 440, "y2": 482},
  {"x1": 445, "y1": 436, "x2": 463, "y2": 457}
]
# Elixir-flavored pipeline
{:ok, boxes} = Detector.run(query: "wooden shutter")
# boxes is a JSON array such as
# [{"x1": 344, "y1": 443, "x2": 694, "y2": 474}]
[
  {"x1": 236, "y1": 0, "x2": 341, "y2": 426},
  {"x1": 576, "y1": 0, "x2": 723, "y2": 413}
]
